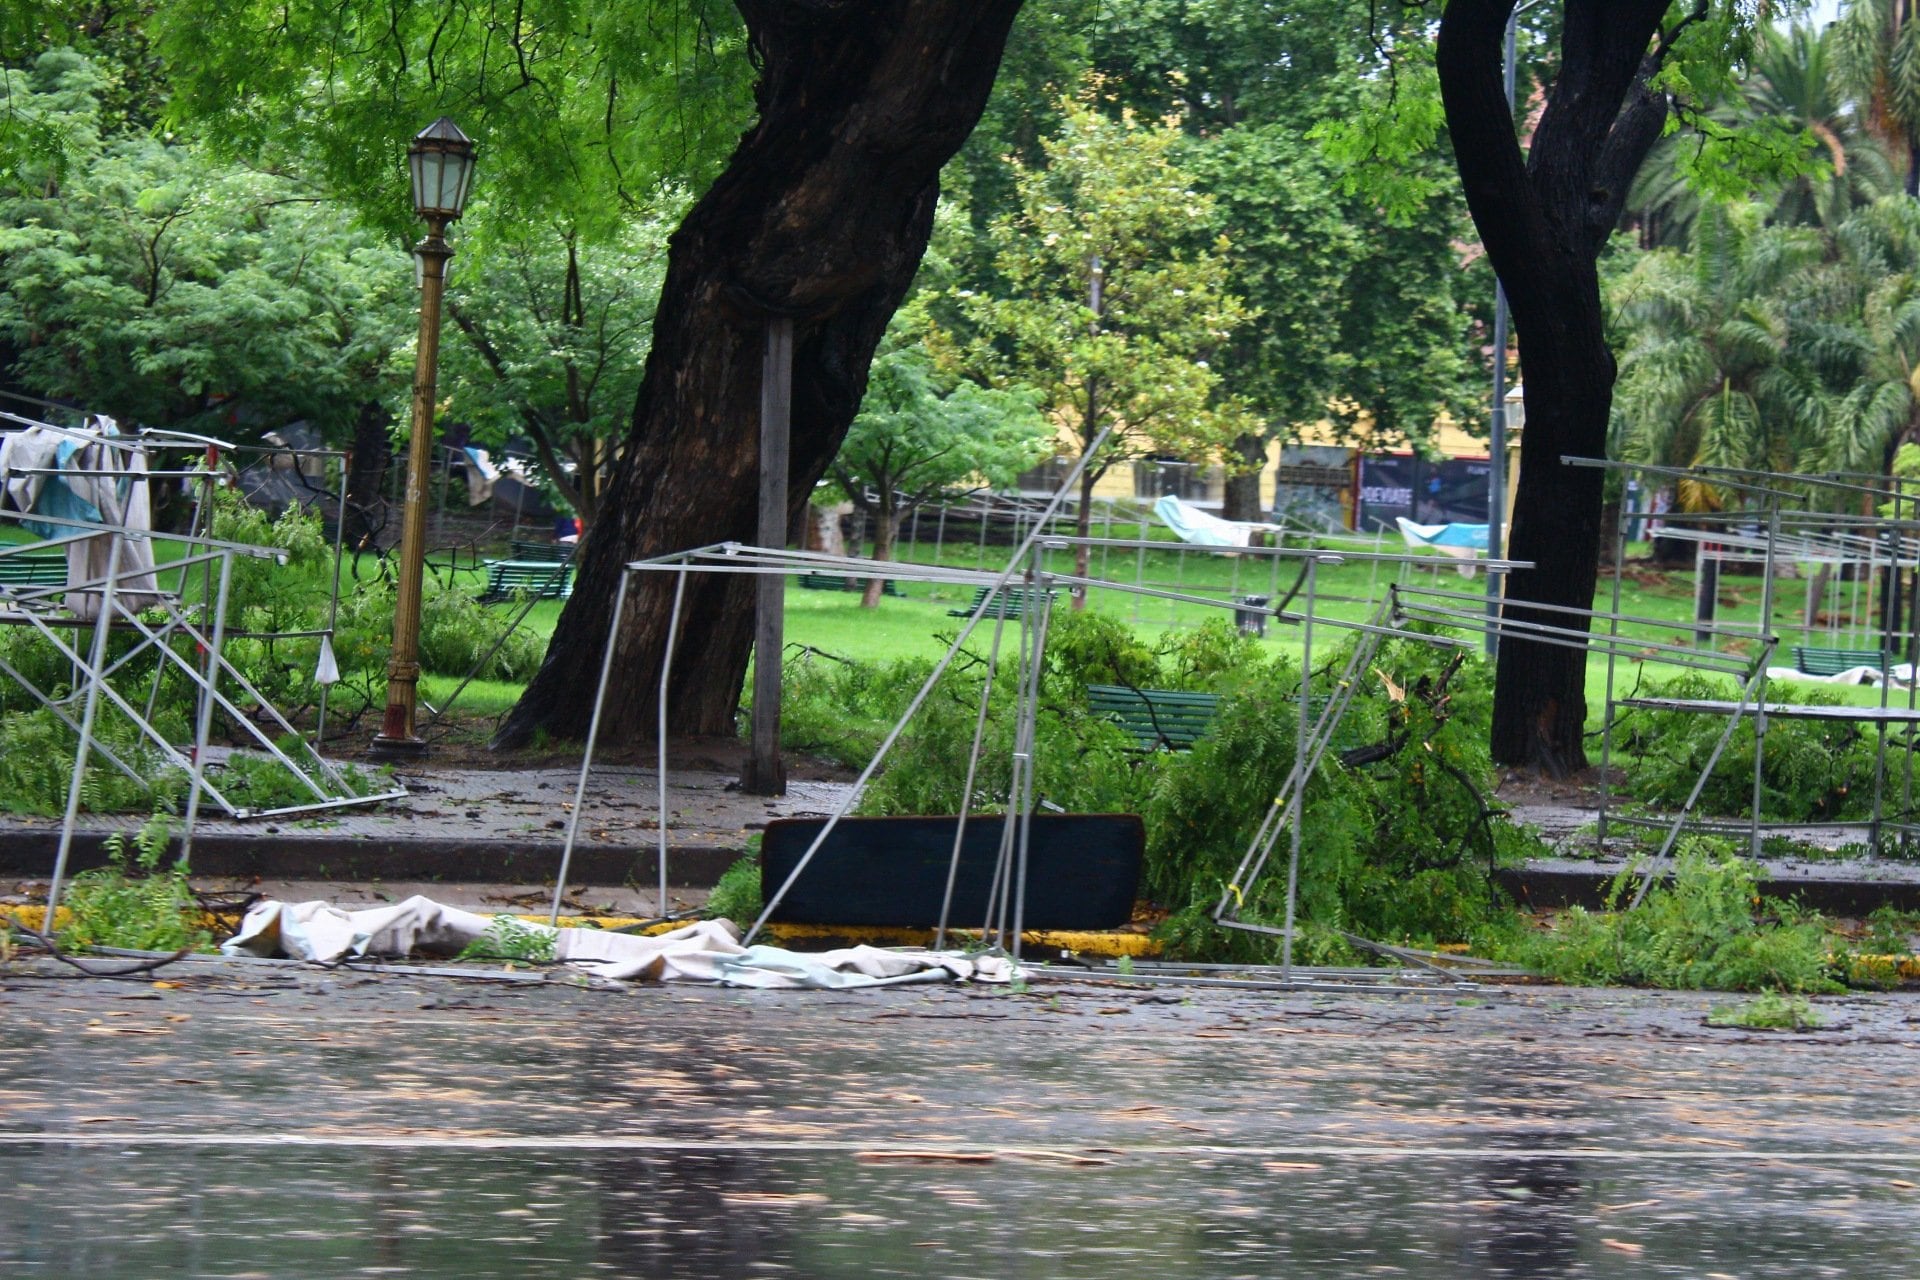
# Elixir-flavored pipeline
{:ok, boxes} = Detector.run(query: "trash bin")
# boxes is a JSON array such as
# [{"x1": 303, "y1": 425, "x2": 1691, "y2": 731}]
[{"x1": 1234, "y1": 594, "x2": 1271, "y2": 636}]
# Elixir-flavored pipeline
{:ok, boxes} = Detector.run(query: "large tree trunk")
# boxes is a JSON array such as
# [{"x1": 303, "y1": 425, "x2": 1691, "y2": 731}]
[
  {"x1": 494, "y1": 0, "x2": 1022, "y2": 748},
  {"x1": 342, "y1": 399, "x2": 392, "y2": 552},
  {"x1": 1221, "y1": 432, "x2": 1268, "y2": 522},
  {"x1": 1437, "y1": 0, "x2": 1674, "y2": 774}
]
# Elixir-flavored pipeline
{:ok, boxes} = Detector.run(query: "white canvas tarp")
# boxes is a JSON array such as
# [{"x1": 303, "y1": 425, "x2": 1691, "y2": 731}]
[{"x1": 223, "y1": 895, "x2": 1023, "y2": 988}]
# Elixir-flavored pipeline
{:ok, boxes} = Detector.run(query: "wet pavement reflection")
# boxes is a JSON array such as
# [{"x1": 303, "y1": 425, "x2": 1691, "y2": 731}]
[
  {"x1": 1, "y1": 968, "x2": 1916, "y2": 1276},
  {"x1": 6, "y1": 1146, "x2": 1918, "y2": 1277}
]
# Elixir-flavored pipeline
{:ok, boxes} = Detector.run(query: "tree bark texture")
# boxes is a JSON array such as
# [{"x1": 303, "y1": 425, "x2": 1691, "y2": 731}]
[
  {"x1": 1073, "y1": 463, "x2": 1100, "y2": 610},
  {"x1": 1437, "y1": 0, "x2": 1675, "y2": 773},
  {"x1": 494, "y1": 0, "x2": 1023, "y2": 747},
  {"x1": 1221, "y1": 431, "x2": 1268, "y2": 522}
]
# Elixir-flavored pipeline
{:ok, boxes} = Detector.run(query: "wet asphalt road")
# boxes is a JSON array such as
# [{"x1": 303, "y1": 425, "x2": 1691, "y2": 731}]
[{"x1": 2, "y1": 961, "x2": 1918, "y2": 1278}]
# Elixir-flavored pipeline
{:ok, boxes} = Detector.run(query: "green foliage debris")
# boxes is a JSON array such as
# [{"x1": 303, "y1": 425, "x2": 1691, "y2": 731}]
[
  {"x1": 1505, "y1": 842, "x2": 1842, "y2": 994},
  {"x1": 457, "y1": 915, "x2": 558, "y2": 964},
  {"x1": 706, "y1": 852, "x2": 765, "y2": 925},
  {"x1": 58, "y1": 815, "x2": 212, "y2": 954},
  {"x1": 1706, "y1": 992, "x2": 1826, "y2": 1031}
]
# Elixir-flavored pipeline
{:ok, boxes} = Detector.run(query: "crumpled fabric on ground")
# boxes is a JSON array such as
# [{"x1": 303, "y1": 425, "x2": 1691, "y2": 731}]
[{"x1": 222, "y1": 895, "x2": 1022, "y2": 988}]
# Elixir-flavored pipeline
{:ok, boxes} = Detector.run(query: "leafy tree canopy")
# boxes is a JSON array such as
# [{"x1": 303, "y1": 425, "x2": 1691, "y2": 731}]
[
  {"x1": 943, "y1": 90, "x2": 1253, "y2": 482},
  {"x1": 1318, "y1": 2, "x2": 1818, "y2": 222},
  {"x1": 441, "y1": 203, "x2": 681, "y2": 526},
  {"x1": 145, "y1": 0, "x2": 754, "y2": 244},
  {"x1": 831, "y1": 340, "x2": 1051, "y2": 520},
  {"x1": 0, "y1": 50, "x2": 411, "y2": 433}
]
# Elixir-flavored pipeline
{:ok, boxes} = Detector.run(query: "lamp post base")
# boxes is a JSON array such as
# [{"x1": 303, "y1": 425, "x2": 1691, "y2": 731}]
[{"x1": 367, "y1": 733, "x2": 429, "y2": 763}]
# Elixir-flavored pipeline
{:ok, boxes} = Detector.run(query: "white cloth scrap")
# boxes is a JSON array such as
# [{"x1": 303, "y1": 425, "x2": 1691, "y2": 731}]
[
  {"x1": 462, "y1": 447, "x2": 498, "y2": 506},
  {"x1": 1766, "y1": 663, "x2": 1915, "y2": 688},
  {"x1": 1154, "y1": 494, "x2": 1283, "y2": 549},
  {"x1": 221, "y1": 895, "x2": 1022, "y2": 988}
]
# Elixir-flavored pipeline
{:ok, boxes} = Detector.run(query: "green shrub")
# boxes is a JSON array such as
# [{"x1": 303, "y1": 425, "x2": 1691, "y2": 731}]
[
  {"x1": 0, "y1": 627, "x2": 74, "y2": 716},
  {"x1": 215, "y1": 741, "x2": 384, "y2": 812},
  {"x1": 418, "y1": 579, "x2": 545, "y2": 680},
  {"x1": 1045, "y1": 609, "x2": 1167, "y2": 690},
  {"x1": 1506, "y1": 841, "x2": 1842, "y2": 993},
  {"x1": 1142, "y1": 638, "x2": 1527, "y2": 959},
  {"x1": 1706, "y1": 992, "x2": 1825, "y2": 1030},
  {"x1": 777, "y1": 644, "x2": 1148, "y2": 813},
  {"x1": 59, "y1": 814, "x2": 212, "y2": 953},
  {"x1": 707, "y1": 852, "x2": 765, "y2": 924},
  {"x1": 1618, "y1": 674, "x2": 1879, "y2": 822},
  {"x1": 199, "y1": 491, "x2": 341, "y2": 716},
  {"x1": 0, "y1": 709, "x2": 187, "y2": 816},
  {"x1": 778, "y1": 650, "x2": 939, "y2": 770},
  {"x1": 456, "y1": 914, "x2": 558, "y2": 963}
]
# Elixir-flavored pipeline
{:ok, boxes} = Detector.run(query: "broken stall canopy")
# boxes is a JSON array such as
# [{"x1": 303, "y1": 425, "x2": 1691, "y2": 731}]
[{"x1": 0, "y1": 415, "x2": 405, "y2": 841}]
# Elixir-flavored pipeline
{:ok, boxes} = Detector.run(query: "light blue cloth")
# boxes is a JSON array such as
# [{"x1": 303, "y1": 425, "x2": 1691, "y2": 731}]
[{"x1": 21, "y1": 439, "x2": 103, "y2": 539}]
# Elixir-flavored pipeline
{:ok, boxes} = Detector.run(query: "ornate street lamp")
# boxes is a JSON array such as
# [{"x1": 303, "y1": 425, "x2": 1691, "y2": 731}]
[{"x1": 371, "y1": 117, "x2": 476, "y2": 761}]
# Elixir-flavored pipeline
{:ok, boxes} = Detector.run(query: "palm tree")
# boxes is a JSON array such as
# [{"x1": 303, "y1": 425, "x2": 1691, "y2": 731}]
[
  {"x1": 1628, "y1": 22, "x2": 1893, "y2": 246},
  {"x1": 1610, "y1": 204, "x2": 1831, "y2": 506},
  {"x1": 1832, "y1": 0, "x2": 1920, "y2": 198},
  {"x1": 1748, "y1": 22, "x2": 1899, "y2": 227},
  {"x1": 1819, "y1": 196, "x2": 1920, "y2": 473}
]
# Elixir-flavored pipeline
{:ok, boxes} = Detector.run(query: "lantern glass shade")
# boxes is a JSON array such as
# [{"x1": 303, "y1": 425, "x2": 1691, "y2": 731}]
[{"x1": 408, "y1": 117, "x2": 476, "y2": 221}]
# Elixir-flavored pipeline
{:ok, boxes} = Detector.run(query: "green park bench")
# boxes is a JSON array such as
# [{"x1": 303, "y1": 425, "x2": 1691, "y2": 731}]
[
  {"x1": 0, "y1": 553, "x2": 67, "y2": 587},
  {"x1": 946, "y1": 584, "x2": 1053, "y2": 621},
  {"x1": 1791, "y1": 645, "x2": 1893, "y2": 677},
  {"x1": 479, "y1": 559, "x2": 574, "y2": 604},
  {"x1": 1087, "y1": 684, "x2": 1221, "y2": 751},
  {"x1": 509, "y1": 539, "x2": 575, "y2": 562},
  {"x1": 797, "y1": 572, "x2": 902, "y2": 597}
]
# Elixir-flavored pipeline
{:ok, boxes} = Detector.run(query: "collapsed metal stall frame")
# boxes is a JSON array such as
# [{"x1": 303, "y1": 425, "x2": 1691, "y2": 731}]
[
  {"x1": 554, "y1": 447, "x2": 1920, "y2": 984},
  {"x1": 1561, "y1": 457, "x2": 1920, "y2": 865},
  {"x1": 0, "y1": 416, "x2": 408, "y2": 929},
  {"x1": 2, "y1": 410, "x2": 363, "y2": 741},
  {"x1": 855, "y1": 487, "x2": 1410, "y2": 631},
  {"x1": 547, "y1": 519, "x2": 1535, "y2": 990}
]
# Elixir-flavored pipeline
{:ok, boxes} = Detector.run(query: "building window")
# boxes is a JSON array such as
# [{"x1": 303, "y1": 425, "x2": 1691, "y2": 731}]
[
  {"x1": 1133, "y1": 459, "x2": 1215, "y2": 503},
  {"x1": 1014, "y1": 456, "x2": 1073, "y2": 496}
]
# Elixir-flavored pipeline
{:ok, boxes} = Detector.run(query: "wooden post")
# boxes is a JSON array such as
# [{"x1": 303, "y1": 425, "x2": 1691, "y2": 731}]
[{"x1": 743, "y1": 318, "x2": 793, "y2": 795}]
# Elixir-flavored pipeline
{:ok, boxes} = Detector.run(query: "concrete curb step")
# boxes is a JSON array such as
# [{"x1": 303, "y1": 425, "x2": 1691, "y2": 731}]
[
  {"x1": 0, "y1": 831, "x2": 742, "y2": 889},
  {"x1": 1498, "y1": 860, "x2": 1920, "y2": 916}
]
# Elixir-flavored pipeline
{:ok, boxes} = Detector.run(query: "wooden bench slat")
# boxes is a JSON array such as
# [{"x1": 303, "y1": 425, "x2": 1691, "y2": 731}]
[
  {"x1": 1791, "y1": 645, "x2": 1892, "y2": 677},
  {"x1": 0, "y1": 554, "x2": 67, "y2": 586},
  {"x1": 1086, "y1": 684, "x2": 1220, "y2": 750},
  {"x1": 509, "y1": 539, "x2": 576, "y2": 562},
  {"x1": 946, "y1": 585, "x2": 1052, "y2": 620},
  {"x1": 479, "y1": 560, "x2": 573, "y2": 604}
]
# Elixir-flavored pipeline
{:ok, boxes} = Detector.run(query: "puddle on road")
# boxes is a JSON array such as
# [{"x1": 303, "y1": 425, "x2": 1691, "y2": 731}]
[{"x1": 2, "y1": 1146, "x2": 1912, "y2": 1277}]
